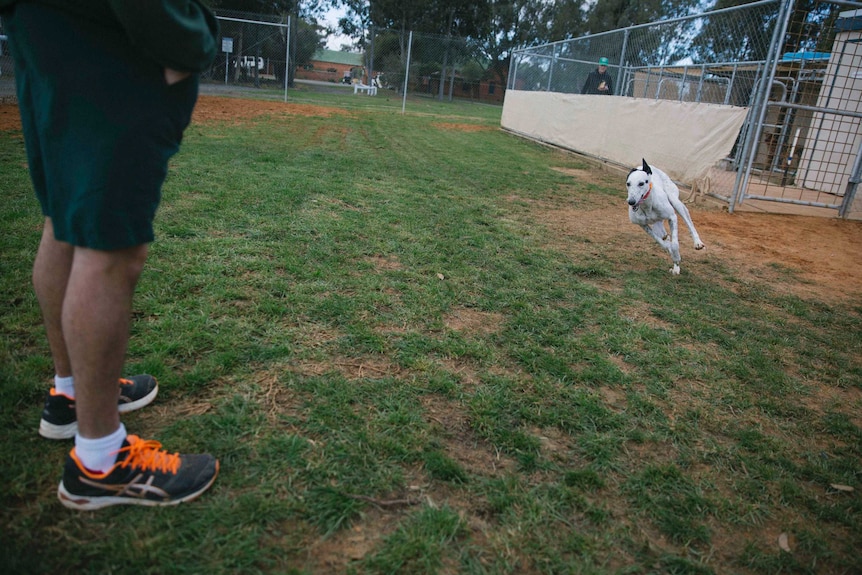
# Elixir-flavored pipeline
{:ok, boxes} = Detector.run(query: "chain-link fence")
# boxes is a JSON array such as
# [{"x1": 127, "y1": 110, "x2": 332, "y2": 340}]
[
  {"x1": 508, "y1": 0, "x2": 862, "y2": 218},
  {"x1": 207, "y1": 10, "x2": 290, "y2": 95},
  {"x1": 362, "y1": 28, "x2": 505, "y2": 106},
  {"x1": 0, "y1": 29, "x2": 12, "y2": 101},
  {"x1": 203, "y1": 13, "x2": 504, "y2": 109},
  {"x1": 288, "y1": 26, "x2": 506, "y2": 108},
  {"x1": 0, "y1": 11, "x2": 500, "y2": 109},
  {"x1": 510, "y1": 1, "x2": 778, "y2": 105}
]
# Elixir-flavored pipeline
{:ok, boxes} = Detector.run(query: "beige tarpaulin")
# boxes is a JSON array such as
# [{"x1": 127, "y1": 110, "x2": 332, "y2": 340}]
[{"x1": 501, "y1": 90, "x2": 749, "y2": 184}]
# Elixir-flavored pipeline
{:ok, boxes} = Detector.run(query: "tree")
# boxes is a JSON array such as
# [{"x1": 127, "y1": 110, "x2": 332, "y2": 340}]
[
  {"x1": 475, "y1": 0, "x2": 549, "y2": 89},
  {"x1": 689, "y1": 0, "x2": 779, "y2": 64},
  {"x1": 542, "y1": 0, "x2": 588, "y2": 41},
  {"x1": 426, "y1": 1, "x2": 491, "y2": 100},
  {"x1": 293, "y1": 18, "x2": 327, "y2": 71},
  {"x1": 342, "y1": 1, "x2": 491, "y2": 100}
]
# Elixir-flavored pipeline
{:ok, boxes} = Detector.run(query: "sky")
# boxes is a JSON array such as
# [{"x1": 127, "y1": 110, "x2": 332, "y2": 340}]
[{"x1": 321, "y1": 5, "x2": 352, "y2": 51}]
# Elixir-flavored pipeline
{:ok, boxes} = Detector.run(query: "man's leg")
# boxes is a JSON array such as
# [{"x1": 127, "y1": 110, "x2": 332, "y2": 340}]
[
  {"x1": 9, "y1": 2, "x2": 218, "y2": 509},
  {"x1": 57, "y1": 242, "x2": 220, "y2": 509},
  {"x1": 35, "y1": 220, "x2": 158, "y2": 440},
  {"x1": 63, "y1": 242, "x2": 148, "y2": 440},
  {"x1": 32, "y1": 218, "x2": 73, "y2": 379},
  {"x1": 49, "y1": 234, "x2": 219, "y2": 510}
]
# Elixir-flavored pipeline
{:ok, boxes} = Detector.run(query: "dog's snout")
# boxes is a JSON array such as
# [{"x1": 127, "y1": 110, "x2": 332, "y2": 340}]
[{"x1": 627, "y1": 199, "x2": 636, "y2": 206}]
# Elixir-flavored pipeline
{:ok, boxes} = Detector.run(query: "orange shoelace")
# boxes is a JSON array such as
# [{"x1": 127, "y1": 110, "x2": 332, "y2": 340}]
[{"x1": 117, "y1": 435, "x2": 181, "y2": 474}]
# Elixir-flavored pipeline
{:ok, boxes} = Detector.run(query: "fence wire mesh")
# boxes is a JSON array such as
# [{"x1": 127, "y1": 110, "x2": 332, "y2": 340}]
[
  {"x1": 509, "y1": 0, "x2": 779, "y2": 105},
  {"x1": 292, "y1": 27, "x2": 505, "y2": 106},
  {"x1": 0, "y1": 12, "x2": 500, "y2": 107},
  {"x1": 207, "y1": 10, "x2": 289, "y2": 89},
  {"x1": 195, "y1": 15, "x2": 504, "y2": 107}
]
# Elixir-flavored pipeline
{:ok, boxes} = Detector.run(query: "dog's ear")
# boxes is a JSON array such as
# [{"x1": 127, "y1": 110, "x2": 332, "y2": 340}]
[{"x1": 641, "y1": 158, "x2": 652, "y2": 175}]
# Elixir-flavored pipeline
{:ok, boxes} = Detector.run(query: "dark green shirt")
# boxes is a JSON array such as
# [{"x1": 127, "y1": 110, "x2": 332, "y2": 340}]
[{"x1": 0, "y1": 0, "x2": 219, "y2": 71}]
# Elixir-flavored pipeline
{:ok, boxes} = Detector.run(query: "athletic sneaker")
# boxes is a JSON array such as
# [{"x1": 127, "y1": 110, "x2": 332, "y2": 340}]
[
  {"x1": 39, "y1": 375, "x2": 159, "y2": 440},
  {"x1": 58, "y1": 434, "x2": 219, "y2": 510}
]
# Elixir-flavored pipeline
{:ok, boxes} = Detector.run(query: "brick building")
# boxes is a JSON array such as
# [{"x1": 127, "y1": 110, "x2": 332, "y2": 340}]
[{"x1": 295, "y1": 49, "x2": 364, "y2": 84}]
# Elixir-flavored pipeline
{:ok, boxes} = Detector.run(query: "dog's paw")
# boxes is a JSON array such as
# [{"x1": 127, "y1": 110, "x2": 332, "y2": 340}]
[
  {"x1": 694, "y1": 242, "x2": 705, "y2": 250},
  {"x1": 670, "y1": 264, "x2": 681, "y2": 275}
]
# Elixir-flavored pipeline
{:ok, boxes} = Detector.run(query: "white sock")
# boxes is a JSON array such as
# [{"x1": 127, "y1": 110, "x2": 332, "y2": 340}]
[
  {"x1": 54, "y1": 374, "x2": 75, "y2": 398},
  {"x1": 74, "y1": 424, "x2": 127, "y2": 474}
]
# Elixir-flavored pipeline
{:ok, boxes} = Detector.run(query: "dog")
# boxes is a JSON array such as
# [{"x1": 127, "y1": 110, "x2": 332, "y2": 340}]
[{"x1": 626, "y1": 159, "x2": 705, "y2": 275}]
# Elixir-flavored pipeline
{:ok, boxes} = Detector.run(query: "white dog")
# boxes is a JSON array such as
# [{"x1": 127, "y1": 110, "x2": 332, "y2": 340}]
[{"x1": 626, "y1": 159, "x2": 705, "y2": 275}]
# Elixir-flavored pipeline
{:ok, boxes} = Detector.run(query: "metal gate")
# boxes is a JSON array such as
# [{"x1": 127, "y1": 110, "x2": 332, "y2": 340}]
[{"x1": 731, "y1": 0, "x2": 862, "y2": 217}]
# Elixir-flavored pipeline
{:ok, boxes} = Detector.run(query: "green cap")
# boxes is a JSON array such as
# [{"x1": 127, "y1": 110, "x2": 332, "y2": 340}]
[{"x1": 598, "y1": 57, "x2": 609, "y2": 66}]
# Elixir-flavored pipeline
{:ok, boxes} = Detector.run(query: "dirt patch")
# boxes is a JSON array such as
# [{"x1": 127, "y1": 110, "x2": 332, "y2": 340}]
[
  {"x1": 0, "y1": 96, "x2": 348, "y2": 132},
  {"x1": 443, "y1": 307, "x2": 505, "y2": 336},
  {"x1": 526, "y1": 187, "x2": 862, "y2": 304},
  {"x1": 432, "y1": 122, "x2": 493, "y2": 132},
  {"x1": 303, "y1": 509, "x2": 399, "y2": 574},
  {"x1": 695, "y1": 210, "x2": 862, "y2": 302},
  {"x1": 192, "y1": 96, "x2": 350, "y2": 124},
  {"x1": 0, "y1": 103, "x2": 22, "y2": 131}
]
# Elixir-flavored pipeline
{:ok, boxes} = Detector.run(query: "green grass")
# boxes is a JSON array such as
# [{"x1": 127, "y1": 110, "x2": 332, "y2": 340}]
[{"x1": 1, "y1": 90, "x2": 860, "y2": 574}]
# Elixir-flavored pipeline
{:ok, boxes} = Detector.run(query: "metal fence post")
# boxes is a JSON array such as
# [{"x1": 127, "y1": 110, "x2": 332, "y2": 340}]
[
  {"x1": 729, "y1": 0, "x2": 794, "y2": 213},
  {"x1": 617, "y1": 28, "x2": 630, "y2": 96},
  {"x1": 284, "y1": 14, "x2": 290, "y2": 102},
  {"x1": 402, "y1": 30, "x2": 413, "y2": 115},
  {"x1": 839, "y1": 140, "x2": 862, "y2": 218},
  {"x1": 368, "y1": 25, "x2": 375, "y2": 87}
]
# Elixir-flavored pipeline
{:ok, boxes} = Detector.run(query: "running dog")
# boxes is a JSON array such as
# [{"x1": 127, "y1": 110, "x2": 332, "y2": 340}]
[{"x1": 626, "y1": 159, "x2": 705, "y2": 275}]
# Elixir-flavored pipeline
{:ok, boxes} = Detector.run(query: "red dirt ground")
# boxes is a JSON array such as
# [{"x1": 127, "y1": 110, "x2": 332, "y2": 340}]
[{"x1": 543, "y1": 166, "x2": 862, "y2": 304}]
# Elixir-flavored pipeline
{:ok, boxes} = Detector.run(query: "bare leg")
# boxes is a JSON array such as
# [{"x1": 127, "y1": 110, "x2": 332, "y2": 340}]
[
  {"x1": 63, "y1": 243, "x2": 148, "y2": 438},
  {"x1": 32, "y1": 218, "x2": 74, "y2": 378}
]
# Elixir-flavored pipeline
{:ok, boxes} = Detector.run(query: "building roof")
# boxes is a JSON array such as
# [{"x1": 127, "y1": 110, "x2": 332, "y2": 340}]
[
  {"x1": 311, "y1": 49, "x2": 364, "y2": 66},
  {"x1": 782, "y1": 51, "x2": 830, "y2": 62}
]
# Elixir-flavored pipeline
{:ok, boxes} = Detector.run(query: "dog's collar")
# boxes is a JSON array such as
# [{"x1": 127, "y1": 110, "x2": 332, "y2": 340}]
[{"x1": 633, "y1": 182, "x2": 652, "y2": 211}]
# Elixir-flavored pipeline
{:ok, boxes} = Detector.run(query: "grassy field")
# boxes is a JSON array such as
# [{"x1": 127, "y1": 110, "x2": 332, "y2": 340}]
[{"x1": 1, "y1": 88, "x2": 860, "y2": 574}]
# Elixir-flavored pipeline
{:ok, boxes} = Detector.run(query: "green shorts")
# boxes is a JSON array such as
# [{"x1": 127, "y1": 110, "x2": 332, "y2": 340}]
[{"x1": 6, "y1": 3, "x2": 200, "y2": 250}]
